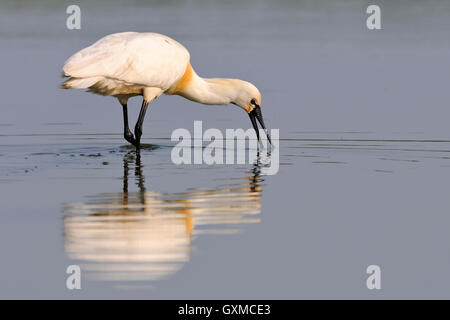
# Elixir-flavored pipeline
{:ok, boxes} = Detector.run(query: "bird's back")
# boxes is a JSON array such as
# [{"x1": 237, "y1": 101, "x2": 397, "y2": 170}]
[{"x1": 62, "y1": 32, "x2": 190, "y2": 91}]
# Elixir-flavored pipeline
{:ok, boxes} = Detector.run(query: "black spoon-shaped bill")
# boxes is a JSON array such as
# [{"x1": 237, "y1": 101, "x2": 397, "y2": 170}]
[{"x1": 248, "y1": 106, "x2": 271, "y2": 145}]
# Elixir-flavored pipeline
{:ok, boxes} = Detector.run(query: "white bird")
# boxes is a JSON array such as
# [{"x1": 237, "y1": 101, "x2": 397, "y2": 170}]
[{"x1": 61, "y1": 32, "x2": 270, "y2": 149}]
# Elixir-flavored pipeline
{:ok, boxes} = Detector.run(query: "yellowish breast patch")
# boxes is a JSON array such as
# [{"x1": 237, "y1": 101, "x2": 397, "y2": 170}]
[{"x1": 167, "y1": 62, "x2": 194, "y2": 95}]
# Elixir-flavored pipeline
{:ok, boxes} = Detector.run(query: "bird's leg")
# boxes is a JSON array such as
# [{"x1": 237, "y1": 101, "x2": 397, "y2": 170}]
[
  {"x1": 121, "y1": 103, "x2": 138, "y2": 147},
  {"x1": 134, "y1": 99, "x2": 150, "y2": 149}
]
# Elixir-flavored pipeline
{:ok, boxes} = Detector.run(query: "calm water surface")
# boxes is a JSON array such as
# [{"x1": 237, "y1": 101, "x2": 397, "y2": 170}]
[{"x1": 1, "y1": 0, "x2": 450, "y2": 298}]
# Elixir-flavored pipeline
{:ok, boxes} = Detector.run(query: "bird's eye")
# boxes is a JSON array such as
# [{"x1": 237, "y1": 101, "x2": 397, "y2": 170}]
[{"x1": 250, "y1": 98, "x2": 257, "y2": 105}]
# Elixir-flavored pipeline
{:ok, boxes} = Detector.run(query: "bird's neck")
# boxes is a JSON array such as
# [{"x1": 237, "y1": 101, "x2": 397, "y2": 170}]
[{"x1": 167, "y1": 63, "x2": 236, "y2": 105}]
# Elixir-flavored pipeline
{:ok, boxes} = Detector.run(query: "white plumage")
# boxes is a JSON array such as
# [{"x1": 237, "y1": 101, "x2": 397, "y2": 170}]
[
  {"x1": 62, "y1": 32, "x2": 189, "y2": 99},
  {"x1": 61, "y1": 32, "x2": 269, "y2": 148}
]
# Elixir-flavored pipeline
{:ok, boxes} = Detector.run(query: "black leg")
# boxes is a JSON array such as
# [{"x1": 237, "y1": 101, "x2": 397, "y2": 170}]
[
  {"x1": 121, "y1": 103, "x2": 138, "y2": 147},
  {"x1": 134, "y1": 99, "x2": 149, "y2": 149}
]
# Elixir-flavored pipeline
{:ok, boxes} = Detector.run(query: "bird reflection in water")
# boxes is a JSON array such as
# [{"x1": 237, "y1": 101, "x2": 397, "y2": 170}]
[{"x1": 63, "y1": 151, "x2": 265, "y2": 283}]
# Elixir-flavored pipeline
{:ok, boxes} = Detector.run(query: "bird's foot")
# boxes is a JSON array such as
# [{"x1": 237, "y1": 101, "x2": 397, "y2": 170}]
[
  {"x1": 134, "y1": 139, "x2": 141, "y2": 151},
  {"x1": 124, "y1": 130, "x2": 139, "y2": 148},
  {"x1": 134, "y1": 127, "x2": 142, "y2": 150}
]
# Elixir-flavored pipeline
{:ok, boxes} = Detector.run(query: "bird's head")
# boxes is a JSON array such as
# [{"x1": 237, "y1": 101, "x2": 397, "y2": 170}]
[
  {"x1": 230, "y1": 80, "x2": 261, "y2": 113},
  {"x1": 230, "y1": 80, "x2": 271, "y2": 144}
]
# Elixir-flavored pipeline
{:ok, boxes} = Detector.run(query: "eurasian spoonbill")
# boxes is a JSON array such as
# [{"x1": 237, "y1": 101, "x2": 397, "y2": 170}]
[{"x1": 61, "y1": 32, "x2": 271, "y2": 149}]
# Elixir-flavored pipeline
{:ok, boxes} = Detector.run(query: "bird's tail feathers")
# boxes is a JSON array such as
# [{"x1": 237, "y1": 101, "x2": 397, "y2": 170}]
[{"x1": 60, "y1": 77, "x2": 102, "y2": 89}]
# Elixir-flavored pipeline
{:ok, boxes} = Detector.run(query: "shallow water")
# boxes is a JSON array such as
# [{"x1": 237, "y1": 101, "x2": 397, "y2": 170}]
[
  {"x1": 2, "y1": 132, "x2": 450, "y2": 298},
  {"x1": 1, "y1": 0, "x2": 450, "y2": 299}
]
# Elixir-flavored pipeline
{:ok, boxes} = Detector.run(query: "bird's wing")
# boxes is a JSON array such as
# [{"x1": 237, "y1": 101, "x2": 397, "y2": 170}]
[{"x1": 62, "y1": 32, "x2": 190, "y2": 90}]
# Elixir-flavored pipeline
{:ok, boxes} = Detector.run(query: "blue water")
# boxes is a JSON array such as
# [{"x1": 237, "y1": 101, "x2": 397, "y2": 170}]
[{"x1": 1, "y1": 0, "x2": 450, "y2": 298}]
